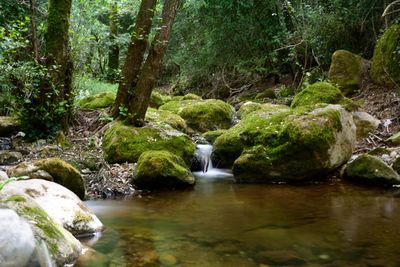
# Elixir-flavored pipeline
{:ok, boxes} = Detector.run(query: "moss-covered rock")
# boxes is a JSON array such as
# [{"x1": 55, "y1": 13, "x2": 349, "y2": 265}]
[
  {"x1": 387, "y1": 131, "x2": 400, "y2": 145},
  {"x1": 77, "y1": 92, "x2": 116, "y2": 109},
  {"x1": 3, "y1": 194, "x2": 82, "y2": 266},
  {"x1": 352, "y1": 111, "x2": 380, "y2": 138},
  {"x1": 103, "y1": 121, "x2": 195, "y2": 164},
  {"x1": 203, "y1": 129, "x2": 227, "y2": 144},
  {"x1": 290, "y1": 82, "x2": 352, "y2": 109},
  {"x1": 255, "y1": 88, "x2": 276, "y2": 100},
  {"x1": 233, "y1": 105, "x2": 356, "y2": 183},
  {"x1": 0, "y1": 116, "x2": 20, "y2": 136},
  {"x1": 133, "y1": 150, "x2": 195, "y2": 189},
  {"x1": 149, "y1": 91, "x2": 172, "y2": 109},
  {"x1": 146, "y1": 108, "x2": 187, "y2": 133},
  {"x1": 182, "y1": 93, "x2": 202, "y2": 100},
  {"x1": 344, "y1": 154, "x2": 400, "y2": 185},
  {"x1": 160, "y1": 99, "x2": 235, "y2": 132},
  {"x1": 371, "y1": 24, "x2": 400, "y2": 87},
  {"x1": 213, "y1": 104, "x2": 292, "y2": 168},
  {"x1": 237, "y1": 102, "x2": 290, "y2": 119},
  {"x1": 35, "y1": 158, "x2": 85, "y2": 200},
  {"x1": 328, "y1": 50, "x2": 369, "y2": 95}
]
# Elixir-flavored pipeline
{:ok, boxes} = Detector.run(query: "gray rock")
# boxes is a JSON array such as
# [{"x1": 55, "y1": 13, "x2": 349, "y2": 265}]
[
  {"x1": 0, "y1": 151, "x2": 23, "y2": 165},
  {"x1": 0, "y1": 208, "x2": 35, "y2": 267},
  {"x1": 352, "y1": 111, "x2": 380, "y2": 138},
  {"x1": 0, "y1": 170, "x2": 8, "y2": 181},
  {"x1": 344, "y1": 154, "x2": 400, "y2": 185}
]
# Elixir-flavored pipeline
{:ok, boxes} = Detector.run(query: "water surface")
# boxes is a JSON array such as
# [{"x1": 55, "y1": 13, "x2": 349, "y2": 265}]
[{"x1": 77, "y1": 173, "x2": 400, "y2": 267}]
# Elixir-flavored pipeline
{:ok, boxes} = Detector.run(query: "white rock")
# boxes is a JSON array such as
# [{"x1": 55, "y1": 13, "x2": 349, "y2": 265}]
[
  {"x1": 0, "y1": 208, "x2": 35, "y2": 267},
  {"x1": 0, "y1": 170, "x2": 8, "y2": 181},
  {"x1": 0, "y1": 179, "x2": 103, "y2": 236}
]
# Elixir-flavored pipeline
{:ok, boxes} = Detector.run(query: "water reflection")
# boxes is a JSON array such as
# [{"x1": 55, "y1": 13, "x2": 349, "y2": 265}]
[{"x1": 77, "y1": 177, "x2": 400, "y2": 267}]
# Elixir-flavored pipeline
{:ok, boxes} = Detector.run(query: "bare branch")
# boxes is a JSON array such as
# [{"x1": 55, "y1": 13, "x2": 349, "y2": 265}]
[{"x1": 382, "y1": 0, "x2": 400, "y2": 17}]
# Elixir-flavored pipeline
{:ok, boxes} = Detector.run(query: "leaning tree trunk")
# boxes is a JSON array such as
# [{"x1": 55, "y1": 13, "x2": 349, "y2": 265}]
[
  {"x1": 107, "y1": 2, "x2": 119, "y2": 82},
  {"x1": 128, "y1": 0, "x2": 180, "y2": 126},
  {"x1": 43, "y1": 0, "x2": 73, "y2": 131},
  {"x1": 111, "y1": 0, "x2": 157, "y2": 117}
]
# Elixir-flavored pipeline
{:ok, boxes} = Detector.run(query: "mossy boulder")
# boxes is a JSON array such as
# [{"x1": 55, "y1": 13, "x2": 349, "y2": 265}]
[
  {"x1": 255, "y1": 88, "x2": 276, "y2": 100},
  {"x1": 133, "y1": 150, "x2": 195, "y2": 189},
  {"x1": 290, "y1": 82, "x2": 352, "y2": 109},
  {"x1": 203, "y1": 130, "x2": 227, "y2": 144},
  {"x1": 352, "y1": 111, "x2": 380, "y2": 138},
  {"x1": 2, "y1": 194, "x2": 82, "y2": 266},
  {"x1": 149, "y1": 91, "x2": 172, "y2": 109},
  {"x1": 7, "y1": 159, "x2": 85, "y2": 199},
  {"x1": 182, "y1": 93, "x2": 202, "y2": 100},
  {"x1": 103, "y1": 121, "x2": 195, "y2": 164},
  {"x1": 0, "y1": 116, "x2": 20, "y2": 136},
  {"x1": 343, "y1": 154, "x2": 400, "y2": 185},
  {"x1": 214, "y1": 104, "x2": 355, "y2": 182},
  {"x1": 328, "y1": 50, "x2": 369, "y2": 95},
  {"x1": 160, "y1": 99, "x2": 235, "y2": 132},
  {"x1": 213, "y1": 104, "x2": 292, "y2": 168},
  {"x1": 387, "y1": 132, "x2": 400, "y2": 145},
  {"x1": 146, "y1": 108, "x2": 187, "y2": 133},
  {"x1": 77, "y1": 92, "x2": 116, "y2": 109},
  {"x1": 371, "y1": 24, "x2": 400, "y2": 87}
]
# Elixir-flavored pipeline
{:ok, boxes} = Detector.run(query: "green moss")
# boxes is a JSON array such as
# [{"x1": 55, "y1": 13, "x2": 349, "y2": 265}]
[
  {"x1": 102, "y1": 121, "x2": 195, "y2": 164},
  {"x1": 133, "y1": 150, "x2": 195, "y2": 189},
  {"x1": 0, "y1": 116, "x2": 20, "y2": 136},
  {"x1": 4, "y1": 195, "x2": 26, "y2": 203},
  {"x1": 255, "y1": 88, "x2": 276, "y2": 100},
  {"x1": 328, "y1": 50, "x2": 367, "y2": 95},
  {"x1": 73, "y1": 212, "x2": 92, "y2": 224},
  {"x1": 160, "y1": 99, "x2": 235, "y2": 133},
  {"x1": 290, "y1": 82, "x2": 349, "y2": 108},
  {"x1": 344, "y1": 154, "x2": 400, "y2": 184},
  {"x1": 237, "y1": 102, "x2": 289, "y2": 119},
  {"x1": 77, "y1": 92, "x2": 116, "y2": 109},
  {"x1": 371, "y1": 24, "x2": 400, "y2": 87},
  {"x1": 146, "y1": 108, "x2": 187, "y2": 132},
  {"x1": 368, "y1": 147, "x2": 391, "y2": 156},
  {"x1": 35, "y1": 158, "x2": 85, "y2": 199},
  {"x1": 203, "y1": 129, "x2": 226, "y2": 144},
  {"x1": 149, "y1": 91, "x2": 171, "y2": 109},
  {"x1": 182, "y1": 93, "x2": 202, "y2": 100}
]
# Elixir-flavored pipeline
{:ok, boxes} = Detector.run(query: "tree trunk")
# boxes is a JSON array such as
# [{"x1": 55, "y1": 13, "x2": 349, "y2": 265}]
[
  {"x1": 44, "y1": 0, "x2": 73, "y2": 131},
  {"x1": 108, "y1": 2, "x2": 119, "y2": 82},
  {"x1": 29, "y1": 0, "x2": 39, "y2": 61},
  {"x1": 128, "y1": 0, "x2": 180, "y2": 126},
  {"x1": 111, "y1": 0, "x2": 157, "y2": 117}
]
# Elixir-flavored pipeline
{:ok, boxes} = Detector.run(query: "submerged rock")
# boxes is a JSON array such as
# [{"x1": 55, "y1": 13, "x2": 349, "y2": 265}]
[
  {"x1": 160, "y1": 98, "x2": 235, "y2": 132},
  {"x1": 371, "y1": 24, "x2": 400, "y2": 87},
  {"x1": 77, "y1": 92, "x2": 116, "y2": 109},
  {"x1": 352, "y1": 111, "x2": 380, "y2": 138},
  {"x1": 103, "y1": 121, "x2": 195, "y2": 164},
  {"x1": 0, "y1": 208, "x2": 35, "y2": 267},
  {"x1": 226, "y1": 105, "x2": 355, "y2": 183},
  {"x1": 0, "y1": 116, "x2": 20, "y2": 137},
  {"x1": 328, "y1": 50, "x2": 369, "y2": 95},
  {"x1": 290, "y1": 82, "x2": 353, "y2": 109},
  {"x1": 344, "y1": 154, "x2": 400, "y2": 185},
  {"x1": 7, "y1": 158, "x2": 86, "y2": 199},
  {"x1": 2, "y1": 194, "x2": 82, "y2": 266},
  {"x1": 133, "y1": 150, "x2": 195, "y2": 189}
]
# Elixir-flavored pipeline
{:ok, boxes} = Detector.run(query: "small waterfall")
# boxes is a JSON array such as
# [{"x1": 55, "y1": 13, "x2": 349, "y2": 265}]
[
  {"x1": 196, "y1": 144, "x2": 213, "y2": 173},
  {"x1": 193, "y1": 144, "x2": 233, "y2": 178}
]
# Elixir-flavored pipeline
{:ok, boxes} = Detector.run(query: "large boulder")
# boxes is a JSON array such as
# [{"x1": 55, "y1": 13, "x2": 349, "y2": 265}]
[
  {"x1": 103, "y1": 121, "x2": 195, "y2": 164},
  {"x1": 371, "y1": 24, "x2": 400, "y2": 87},
  {"x1": 0, "y1": 179, "x2": 103, "y2": 236},
  {"x1": 237, "y1": 102, "x2": 289, "y2": 119},
  {"x1": 2, "y1": 194, "x2": 82, "y2": 266},
  {"x1": 328, "y1": 50, "x2": 369, "y2": 95},
  {"x1": 160, "y1": 99, "x2": 235, "y2": 132},
  {"x1": 7, "y1": 158, "x2": 86, "y2": 200},
  {"x1": 343, "y1": 154, "x2": 400, "y2": 185},
  {"x1": 149, "y1": 91, "x2": 172, "y2": 109},
  {"x1": 352, "y1": 111, "x2": 380, "y2": 138},
  {"x1": 133, "y1": 150, "x2": 195, "y2": 189},
  {"x1": 146, "y1": 108, "x2": 187, "y2": 133},
  {"x1": 213, "y1": 104, "x2": 292, "y2": 168},
  {"x1": 0, "y1": 116, "x2": 20, "y2": 137},
  {"x1": 228, "y1": 105, "x2": 356, "y2": 183},
  {"x1": 0, "y1": 208, "x2": 35, "y2": 267},
  {"x1": 290, "y1": 82, "x2": 353, "y2": 109},
  {"x1": 77, "y1": 92, "x2": 116, "y2": 109}
]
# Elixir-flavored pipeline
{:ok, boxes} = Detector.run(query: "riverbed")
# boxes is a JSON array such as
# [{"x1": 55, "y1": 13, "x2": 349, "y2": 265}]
[{"x1": 77, "y1": 172, "x2": 400, "y2": 266}]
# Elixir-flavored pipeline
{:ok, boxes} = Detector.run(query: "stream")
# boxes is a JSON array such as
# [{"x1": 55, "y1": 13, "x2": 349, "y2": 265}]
[{"x1": 76, "y1": 146, "x2": 400, "y2": 266}]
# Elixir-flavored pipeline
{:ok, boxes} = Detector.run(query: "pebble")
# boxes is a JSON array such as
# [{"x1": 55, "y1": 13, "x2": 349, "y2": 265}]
[{"x1": 159, "y1": 253, "x2": 178, "y2": 266}]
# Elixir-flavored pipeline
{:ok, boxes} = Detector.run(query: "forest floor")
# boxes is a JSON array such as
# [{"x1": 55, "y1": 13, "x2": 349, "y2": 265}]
[{"x1": 1, "y1": 78, "x2": 399, "y2": 200}]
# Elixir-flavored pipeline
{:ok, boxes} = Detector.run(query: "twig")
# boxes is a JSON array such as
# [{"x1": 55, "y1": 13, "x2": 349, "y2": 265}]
[{"x1": 382, "y1": 0, "x2": 400, "y2": 16}]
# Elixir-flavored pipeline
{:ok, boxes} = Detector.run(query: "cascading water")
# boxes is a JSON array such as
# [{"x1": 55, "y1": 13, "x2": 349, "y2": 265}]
[{"x1": 193, "y1": 144, "x2": 233, "y2": 178}]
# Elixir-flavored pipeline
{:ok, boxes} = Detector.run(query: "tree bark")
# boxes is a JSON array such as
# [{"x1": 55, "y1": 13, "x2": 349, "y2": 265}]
[
  {"x1": 29, "y1": 0, "x2": 39, "y2": 61},
  {"x1": 108, "y1": 2, "x2": 119, "y2": 82},
  {"x1": 111, "y1": 0, "x2": 157, "y2": 117},
  {"x1": 128, "y1": 0, "x2": 181, "y2": 126},
  {"x1": 44, "y1": 0, "x2": 73, "y2": 131}
]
